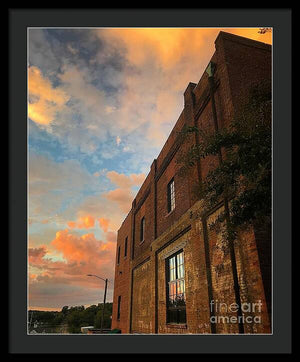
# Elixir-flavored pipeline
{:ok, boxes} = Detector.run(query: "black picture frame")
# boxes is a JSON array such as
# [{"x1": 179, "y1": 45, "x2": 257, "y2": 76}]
[{"x1": 8, "y1": 8, "x2": 292, "y2": 355}]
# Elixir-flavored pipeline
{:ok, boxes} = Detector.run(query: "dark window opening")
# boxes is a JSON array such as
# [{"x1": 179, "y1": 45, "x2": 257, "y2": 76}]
[
  {"x1": 166, "y1": 250, "x2": 186, "y2": 324},
  {"x1": 117, "y1": 246, "x2": 121, "y2": 264},
  {"x1": 124, "y1": 237, "x2": 128, "y2": 257},
  {"x1": 167, "y1": 178, "x2": 175, "y2": 213},
  {"x1": 117, "y1": 295, "x2": 121, "y2": 320},
  {"x1": 140, "y1": 217, "x2": 145, "y2": 242}
]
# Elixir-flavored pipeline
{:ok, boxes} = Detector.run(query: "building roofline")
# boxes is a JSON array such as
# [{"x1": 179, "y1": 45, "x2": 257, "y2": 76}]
[{"x1": 215, "y1": 31, "x2": 272, "y2": 51}]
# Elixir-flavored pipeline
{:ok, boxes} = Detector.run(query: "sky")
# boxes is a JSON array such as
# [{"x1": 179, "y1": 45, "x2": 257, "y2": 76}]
[{"x1": 28, "y1": 27, "x2": 272, "y2": 311}]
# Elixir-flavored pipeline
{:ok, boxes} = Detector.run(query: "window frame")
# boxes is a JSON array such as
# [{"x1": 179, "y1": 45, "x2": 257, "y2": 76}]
[
  {"x1": 167, "y1": 178, "x2": 176, "y2": 213},
  {"x1": 165, "y1": 249, "x2": 186, "y2": 325}
]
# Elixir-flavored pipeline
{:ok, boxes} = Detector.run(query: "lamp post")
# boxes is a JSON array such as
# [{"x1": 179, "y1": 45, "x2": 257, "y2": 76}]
[{"x1": 87, "y1": 274, "x2": 108, "y2": 333}]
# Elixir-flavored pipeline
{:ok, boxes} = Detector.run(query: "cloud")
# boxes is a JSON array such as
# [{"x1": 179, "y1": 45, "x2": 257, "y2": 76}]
[
  {"x1": 106, "y1": 170, "x2": 145, "y2": 189},
  {"x1": 98, "y1": 218, "x2": 110, "y2": 232},
  {"x1": 28, "y1": 151, "x2": 105, "y2": 221},
  {"x1": 58, "y1": 65, "x2": 106, "y2": 111},
  {"x1": 51, "y1": 229, "x2": 114, "y2": 264},
  {"x1": 28, "y1": 229, "x2": 116, "y2": 307},
  {"x1": 98, "y1": 28, "x2": 271, "y2": 69},
  {"x1": 104, "y1": 171, "x2": 145, "y2": 213},
  {"x1": 60, "y1": 171, "x2": 145, "y2": 235},
  {"x1": 104, "y1": 188, "x2": 134, "y2": 214},
  {"x1": 29, "y1": 28, "x2": 272, "y2": 155},
  {"x1": 67, "y1": 215, "x2": 95, "y2": 229},
  {"x1": 28, "y1": 66, "x2": 69, "y2": 125},
  {"x1": 105, "y1": 231, "x2": 117, "y2": 243},
  {"x1": 28, "y1": 246, "x2": 48, "y2": 264},
  {"x1": 97, "y1": 28, "x2": 210, "y2": 69},
  {"x1": 94, "y1": 27, "x2": 272, "y2": 147},
  {"x1": 67, "y1": 193, "x2": 125, "y2": 233}
]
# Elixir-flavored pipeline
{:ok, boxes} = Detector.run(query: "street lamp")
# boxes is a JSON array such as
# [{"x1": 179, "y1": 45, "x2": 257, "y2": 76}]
[{"x1": 87, "y1": 274, "x2": 108, "y2": 333}]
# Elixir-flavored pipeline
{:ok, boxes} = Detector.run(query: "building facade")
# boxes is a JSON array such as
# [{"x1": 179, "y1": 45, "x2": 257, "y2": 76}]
[{"x1": 111, "y1": 32, "x2": 272, "y2": 334}]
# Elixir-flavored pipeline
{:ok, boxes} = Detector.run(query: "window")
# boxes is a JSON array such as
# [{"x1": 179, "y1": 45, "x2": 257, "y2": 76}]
[
  {"x1": 167, "y1": 178, "x2": 175, "y2": 213},
  {"x1": 117, "y1": 245, "x2": 121, "y2": 264},
  {"x1": 166, "y1": 250, "x2": 186, "y2": 324},
  {"x1": 140, "y1": 217, "x2": 145, "y2": 242},
  {"x1": 124, "y1": 237, "x2": 128, "y2": 257},
  {"x1": 117, "y1": 295, "x2": 121, "y2": 320}
]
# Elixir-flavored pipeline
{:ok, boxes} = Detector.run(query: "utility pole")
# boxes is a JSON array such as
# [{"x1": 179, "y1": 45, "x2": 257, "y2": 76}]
[
  {"x1": 87, "y1": 274, "x2": 108, "y2": 333},
  {"x1": 100, "y1": 278, "x2": 108, "y2": 333}
]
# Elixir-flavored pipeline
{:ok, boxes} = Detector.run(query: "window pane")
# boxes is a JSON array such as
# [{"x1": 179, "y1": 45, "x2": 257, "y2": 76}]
[
  {"x1": 169, "y1": 281, "x2": 176, "y2": 297},
  {"x1": 177, "y1": 280, "x2": 184, "y2": 294},
  {"x1": 170, "y1": 268, "x2": 176, "y2": 281},
  {"x1": 177, "y1": 252, "x2": 183, "y2": 265},
  {"x1": 177, "y1": 265, "x2": 184, "y2": 279}
]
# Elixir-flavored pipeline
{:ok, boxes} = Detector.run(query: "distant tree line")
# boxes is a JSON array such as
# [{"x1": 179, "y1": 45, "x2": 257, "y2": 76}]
[{"x1": 28, "y1": 303, "x2": 113, "y2": 334}]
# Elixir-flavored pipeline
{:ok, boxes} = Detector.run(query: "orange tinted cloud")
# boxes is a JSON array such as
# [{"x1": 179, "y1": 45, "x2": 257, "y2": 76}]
[
  {"x1": 104, "y1": 171, "x2": 146, "y2": 213},
  {"x1": 67, "y1": 215, "x2": 95, "y2": 229},
  {"x1": 67, "y1": 221, "x2": 77, "y2": 228},
  {"x1": 29, "y1": 230, "x2": 116, "y2": 283},
  {"x1": 28, "y1": 66, "x2": 69, "y2": 125},
  {"x1": 51, "y1": 229, "x2": 115, "y2": 264},
  {"x1": 28, "y1": 246, "x2": 47, "y2": 264},
  {"x1": 96, "y1": 28, "x2": 272, "y2": 147},
  {"x1": 28, "y1": 229, "x2": 117, "y2": 308},
  {"x1": 98, "y1": 218, "x2": 110, "y2": 232},
  {"x1": 225, "y1": 27, "x2": 272, "y2": 45},
  {"x1": 106, "y1": 171, "x2": 145, "y2": 188},
  {"x1": 80, "y1": 215, "x2": 95, "y2": 228},
  {"x1": 105, "y1": 231, "x2": 117, "y2": 243},
  {"x1": 99, "y1": 28, "x2": 271, "y2": 70},
  {"x1": 104, "y1": 188, "x2": 133, "y2": 214},
  {"x1": 99, "y1": 28, "x2": 209, "y2": 68}
]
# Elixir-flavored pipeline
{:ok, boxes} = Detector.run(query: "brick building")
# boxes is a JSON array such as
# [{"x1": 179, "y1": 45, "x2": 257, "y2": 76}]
[{"x1": 111, "y1": 31, "x2": 272, "y2": 334}]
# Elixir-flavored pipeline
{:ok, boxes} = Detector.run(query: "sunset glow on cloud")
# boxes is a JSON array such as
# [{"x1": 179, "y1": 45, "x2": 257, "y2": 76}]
[
  {"x1": 28, "y1": 27, "x2": 272, "y2": 310},
  {"x1": 28, "y1": 66, "x2": 69, "y2": 125},
  {"x1": 67, "y1": 215, "x2": 95, "y2": 229},
  {"x1": 98, "y1": 218, "x2": 110, "y2": 233}
]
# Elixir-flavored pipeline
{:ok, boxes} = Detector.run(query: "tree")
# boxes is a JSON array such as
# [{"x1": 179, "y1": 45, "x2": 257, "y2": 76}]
[
  {"x1": 67, "y1": 310, "x2": 83, "y2": 333},
  {"x1": 178, "y1": 79, "x2": 271, "y2": 233},
  {"x1": 94, "y1": 303, "x2": 113, "y2": 329},
  {"x1": 258, "y1": 28, "x2": 272, "y2": 34},
  {"x1": 61, "y1": 306, "x2": 69, "y2": 315}
]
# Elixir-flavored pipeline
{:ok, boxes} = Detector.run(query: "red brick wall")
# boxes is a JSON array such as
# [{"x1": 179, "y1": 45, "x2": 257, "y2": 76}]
[
  {"x1": 111, "y1": 211, "x2": 132, "y2": 333},
  {"x1": 156, "y1": 156, "x2": 191, "y2": 237},
  {"x1": 132, "y1": 164, "x2": 155, "y2": 260},
  {"x1": 216, "y1": 31, "x2": 271, "y2": 118}
]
